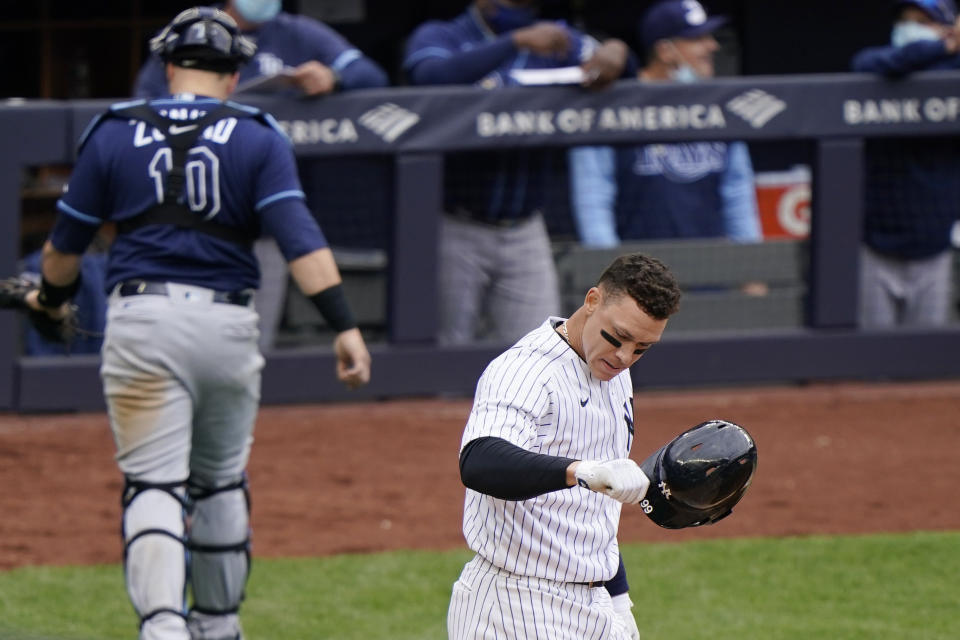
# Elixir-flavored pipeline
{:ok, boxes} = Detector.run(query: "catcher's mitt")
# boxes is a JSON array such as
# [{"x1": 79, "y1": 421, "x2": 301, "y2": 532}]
[{"x1": 0, "y1": 276, "x2": 78, "y2": 344}]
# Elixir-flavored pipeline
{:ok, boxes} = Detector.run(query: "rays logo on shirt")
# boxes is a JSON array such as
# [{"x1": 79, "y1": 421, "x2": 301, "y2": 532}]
[
  {"x1": 632, "y1": 142, "x2": 727, "y2": 183},
  {"x1": 256, "y1": 52, "x2": 285, "y2": 76}
]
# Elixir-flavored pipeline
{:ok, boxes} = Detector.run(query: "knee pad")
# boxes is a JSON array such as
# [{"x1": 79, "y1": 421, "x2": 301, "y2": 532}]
[
  {"x1": 121, "y1": 478, "x2": 190, "y2": 633},
  {"x1": 187, "y1": 476, "x2": 251, "y2": 619}
]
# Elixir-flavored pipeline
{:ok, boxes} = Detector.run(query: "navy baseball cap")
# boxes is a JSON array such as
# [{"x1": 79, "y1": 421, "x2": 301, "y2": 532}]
[
  {"x1": 639, "y1": 0, "x2": 728, "y2": 50},
  {"x1": 893, "y1": 0, "x2": 957, "y2": 24}
]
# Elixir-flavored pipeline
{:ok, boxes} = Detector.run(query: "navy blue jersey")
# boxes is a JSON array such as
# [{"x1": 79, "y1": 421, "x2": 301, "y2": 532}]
[
  {"x1": 860, "y1": 136, "x2": 960, "y2": 259},
  {"x1": 852, "y1": 42, "x2": 960, "y2": 258},
  {"x1": 134, "y1": 9, "x2": 387, "y2": 97},
  {"x1": 404, "y1": 7, "x2": 596, "y2": 222},
  {"x1": 614, "y1": 143, "x2": 728, "y2": 240},
  {"x1": 52, "y1": 94, "x2": 328, "y2": 292},
  {"x1": 851, "y1": 40, "x2": 960, "y2": 77}
]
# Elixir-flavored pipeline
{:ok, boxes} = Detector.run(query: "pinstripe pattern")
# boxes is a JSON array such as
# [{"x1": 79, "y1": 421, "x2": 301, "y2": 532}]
[
  {"x1": 448, "y1": 555, "x2": 629, "y2": 640},
  {"x1": 451, "y1": 318, "x2": 636, "y2": 639}
]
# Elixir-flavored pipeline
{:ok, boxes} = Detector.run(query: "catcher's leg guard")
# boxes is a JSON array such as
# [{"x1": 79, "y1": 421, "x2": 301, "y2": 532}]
[
  {"x1": 121, "y1": 478, "x2": 190, "y2": 640},
  {"x1": 186, "y1": 476, "x2": 251, "y2": 640}
]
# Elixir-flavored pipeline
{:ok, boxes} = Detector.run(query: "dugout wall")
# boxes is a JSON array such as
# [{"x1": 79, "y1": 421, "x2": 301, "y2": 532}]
[{"x1": 2, "y1": 73, "x2": 960, "y2": 411}]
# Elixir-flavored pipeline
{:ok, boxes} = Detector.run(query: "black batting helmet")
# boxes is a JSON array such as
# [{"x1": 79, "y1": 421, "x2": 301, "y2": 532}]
[
  {"x1": 639, "y1": 419, "x2": 757, "y2": 529},
  {"x1": 150, "y1": 7, "x2": 256, "y2": 73}
]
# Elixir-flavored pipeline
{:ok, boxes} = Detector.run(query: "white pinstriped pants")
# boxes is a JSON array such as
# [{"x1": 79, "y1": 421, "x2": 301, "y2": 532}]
[{"x1": 448, "y1": 555, "x2": 632, "y2": 640}]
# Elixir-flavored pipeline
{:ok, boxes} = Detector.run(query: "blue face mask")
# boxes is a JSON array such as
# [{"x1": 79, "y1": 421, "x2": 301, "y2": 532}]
[
  {"x1": 485, "y1": 1, "x2": 538, "y2": 34},
  {"x1": 666, "y1": 42, "x2": 700, "y2": 83},
  {"x1": 234, "y1": 0, "x2": 281, "y2": 24},
  {"x1": 670, "y1": 64, "x2": 699, "y2": 83},
  {"x1": 891, "y1": 21, "x2": 942, "y2": 47}
]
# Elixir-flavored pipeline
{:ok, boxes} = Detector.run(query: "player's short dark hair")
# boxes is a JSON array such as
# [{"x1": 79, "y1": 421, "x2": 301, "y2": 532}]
[{"x1": 597, "y1": 253, "x2": 682, "y2": 320}]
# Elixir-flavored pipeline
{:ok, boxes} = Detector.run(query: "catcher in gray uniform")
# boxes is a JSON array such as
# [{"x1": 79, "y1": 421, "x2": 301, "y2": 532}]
[{"x1": 25, "y1": 8, "x2": 371, "y2": 640}]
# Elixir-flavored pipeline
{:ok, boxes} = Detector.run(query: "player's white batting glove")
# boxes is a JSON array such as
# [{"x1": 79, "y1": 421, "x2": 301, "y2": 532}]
[
  {"x1": 611, "y1": 593, "x2": 641, "y2": 640},
  {"x1": 574, "y1": 459, "x2": 650, "y2": 504}
]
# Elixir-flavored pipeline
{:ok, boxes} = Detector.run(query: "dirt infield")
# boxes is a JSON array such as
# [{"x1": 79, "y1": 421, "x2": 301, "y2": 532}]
[{"x1": 1, "y1": 380, "x2": 958, "y2": 570}]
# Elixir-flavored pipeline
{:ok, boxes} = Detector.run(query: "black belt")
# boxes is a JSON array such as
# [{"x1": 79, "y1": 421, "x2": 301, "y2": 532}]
[
  {"x1": 447, "y1": 208, "x2": 533, "y2": 229},
  {"x1": 575, "y1": 580, "x2": 605, "y2": 588},
  {"x1": 118, "y1": 281, "x2": 252, "y2": 307}
]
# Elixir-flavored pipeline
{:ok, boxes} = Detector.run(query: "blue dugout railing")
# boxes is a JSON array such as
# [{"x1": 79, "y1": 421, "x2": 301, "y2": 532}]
[{"x1": 2, "y1": 72, "x2": 960, "y2": 411}]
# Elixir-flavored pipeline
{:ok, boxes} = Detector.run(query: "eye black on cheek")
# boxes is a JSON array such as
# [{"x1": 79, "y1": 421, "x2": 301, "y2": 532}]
[{"x1": 600, "y1": 329, "x2": 621, "y2": 348}]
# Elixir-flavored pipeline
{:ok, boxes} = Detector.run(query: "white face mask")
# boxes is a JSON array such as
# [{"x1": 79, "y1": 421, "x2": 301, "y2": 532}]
[
  {"x1": 667, "y1": 41, "x2": 701, "y2": 83},
  {"x1": 234, "y1": 0, "x2": 281, "y2": 24},
  {"x1": 891, "y1": 21, "x2": 942, "y2": 47},
  {"x1": 670, "y1": 63, "x2": 700, "y2": 83}
]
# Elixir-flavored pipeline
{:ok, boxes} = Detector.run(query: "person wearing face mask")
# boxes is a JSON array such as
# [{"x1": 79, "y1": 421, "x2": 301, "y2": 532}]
[
  {"x1": 851, "y1": 0, "x2": 960, "y2": 328},
  {"x1": 568, "y1": 0, "x2": 762, "y2": 248},
  {"x1": 403, "y1": 0, "x2": 634, "y2": 347},
  {"x1": 134, "y1": 1, "x2": 390, "y2": 352},
  {"x1": 135, "y1": 0, "x2": 388, "y2": 98}
]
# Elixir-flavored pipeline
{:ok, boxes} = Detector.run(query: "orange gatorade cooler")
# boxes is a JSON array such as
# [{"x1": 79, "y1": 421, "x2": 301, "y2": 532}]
[{"x1": 754, "y1": 166, "x2": 811, "y2": 239}]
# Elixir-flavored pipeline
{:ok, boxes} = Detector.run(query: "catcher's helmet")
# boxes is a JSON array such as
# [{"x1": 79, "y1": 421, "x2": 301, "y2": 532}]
[
  {"x1": 639, "y1": 419, "x2": 757, "y2": 529},
  {"x1": 150, "y1": 7, "x2": 256, "y2": 73}
]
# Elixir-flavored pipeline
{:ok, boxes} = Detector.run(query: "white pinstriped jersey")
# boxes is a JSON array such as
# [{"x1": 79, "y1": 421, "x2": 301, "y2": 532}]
[{"x1": 460, "y1": 318, "x2": 635, "y2": 583}]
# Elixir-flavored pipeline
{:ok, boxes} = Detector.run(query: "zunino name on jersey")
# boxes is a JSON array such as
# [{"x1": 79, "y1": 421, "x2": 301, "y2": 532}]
[{"x1": 132, "y1": 115, "x2": 239, "y2": 148}]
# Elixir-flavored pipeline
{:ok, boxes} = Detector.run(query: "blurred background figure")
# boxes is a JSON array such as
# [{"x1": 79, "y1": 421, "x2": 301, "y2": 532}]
[
  {"x1": 134, "y1": 0, "x2": 389, "y2": 351},
  {"x1": 852, "y1": 0, "x2": 960, "y2": 328},
  {"x1": 134, "y1": 0, "x2": 388, "y2": 98},
  {"x1": 569, "y1": 0, "x2": 762, "y2": 248},
  {"x1": 19, "y1": 247, "x2": 107, "y2": 356},
  {"x1": 403, "y1": 0, "x2": 631, "y2": 345}
]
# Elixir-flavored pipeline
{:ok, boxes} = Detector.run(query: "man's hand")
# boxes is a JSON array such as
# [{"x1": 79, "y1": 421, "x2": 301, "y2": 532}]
[
  {"x1": 611, "y1": 593, "x2": 640, "y2": 640},
  {"x1": 291, "y1": 61, "x2": 338, "y2": 96},
  {"x1": 573, "y1": 458, "x2": 650, "y2": 503},
  {"x1": 581, "y1": 39, "x2": 628, "y2": 90},
  {"x1": 512, "y1": 22, "x2": 572, "y2": 58},
  {"x1": 333, "y1": 328, "x2": 371, "y2": 389},
  {"x1": 20, "y1": 287, "x2": 77, "y2": 344},
  {"x1": 944, "y1": 17, "x2": 960, "y2": 53}
]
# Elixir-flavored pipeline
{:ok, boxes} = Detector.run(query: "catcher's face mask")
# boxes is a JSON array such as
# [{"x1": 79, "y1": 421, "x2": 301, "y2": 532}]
[{"x1": 639, "y1": 419, "x2": 757, "y2": 529}]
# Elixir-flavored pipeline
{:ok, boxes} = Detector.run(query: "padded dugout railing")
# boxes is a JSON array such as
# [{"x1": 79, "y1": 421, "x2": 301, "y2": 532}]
[{"x1": 2, "y1": 72, "x2": 960, "y2": 411}]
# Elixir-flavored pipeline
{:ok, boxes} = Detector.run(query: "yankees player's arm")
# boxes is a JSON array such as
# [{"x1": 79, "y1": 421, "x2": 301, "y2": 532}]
[
  {"x1": 459, "y1": 438, "x2": 633, "y2": 592},
  {"x1": 460, "y1": 436, "x2": 621, "y2": 498}
]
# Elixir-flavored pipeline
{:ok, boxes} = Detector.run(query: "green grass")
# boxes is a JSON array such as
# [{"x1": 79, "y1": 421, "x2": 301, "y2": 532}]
[{"x1": 0, "y1": 532, "x2": 956, "y2": 640}]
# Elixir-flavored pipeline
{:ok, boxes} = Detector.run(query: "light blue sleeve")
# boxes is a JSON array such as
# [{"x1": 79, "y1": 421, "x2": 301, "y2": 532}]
[
  {"x1": 720, "y1": 142, "x2": 763, "y2": 243},
  {"x1": 568, "y1": 146, "x2": 619, "y2": 248}
]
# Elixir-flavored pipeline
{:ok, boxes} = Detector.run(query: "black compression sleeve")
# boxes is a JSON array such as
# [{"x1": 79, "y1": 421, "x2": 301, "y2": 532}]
[
  {"x1": 459, "y1": 436, "x2": 576, "y2": 501},
  {"x1": 604, "y1": 553, "x2": 629, "y2": 596}
]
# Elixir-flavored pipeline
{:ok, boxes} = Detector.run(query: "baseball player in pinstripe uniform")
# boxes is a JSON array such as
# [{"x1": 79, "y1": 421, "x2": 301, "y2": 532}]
[
  {"x1": 26, "y1": 8, "x2": 370, "y2": 639},
  {"x1": 450, "y1": 253, "x2": 682, "y2": 639}
]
